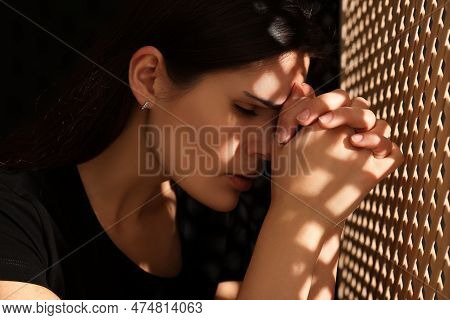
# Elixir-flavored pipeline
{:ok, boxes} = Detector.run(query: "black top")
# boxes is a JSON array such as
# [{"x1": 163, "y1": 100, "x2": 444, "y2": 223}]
[{"x1": 0, "y1": 165, "x2": 261, "y2": 299}]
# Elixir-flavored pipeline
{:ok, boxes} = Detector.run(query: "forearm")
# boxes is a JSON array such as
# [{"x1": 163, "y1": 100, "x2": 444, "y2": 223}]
[
  {"x1": 307, "y1": 222, "x2": 344, "y2": 299},
  {"x1": 237, "y1": 201, "x2": 330, "y2": 299}
]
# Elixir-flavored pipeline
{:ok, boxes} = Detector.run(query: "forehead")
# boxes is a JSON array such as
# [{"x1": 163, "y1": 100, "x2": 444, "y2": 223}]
[{"x1": 207, "y1": 51, "x2": 309, "y2": 105}]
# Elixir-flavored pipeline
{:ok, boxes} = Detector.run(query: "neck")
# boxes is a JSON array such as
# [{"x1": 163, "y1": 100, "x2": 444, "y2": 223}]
[{"x1": 76, "y1": 108, "x2": 175, "y2": 226}]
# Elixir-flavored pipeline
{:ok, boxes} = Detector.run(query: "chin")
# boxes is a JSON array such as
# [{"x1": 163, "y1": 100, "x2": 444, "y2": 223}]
[
  {"x1": 204, "y1": 194, "x2": 240, "y2": 212},
  {"x1": 176, "y1": 175, "x2": 241, "y2": 212}
]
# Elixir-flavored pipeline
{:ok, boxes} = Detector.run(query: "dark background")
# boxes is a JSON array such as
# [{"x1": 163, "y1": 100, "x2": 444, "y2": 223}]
[{"x1": 0, "y1": 0, "x2": 341, "y2": 297}]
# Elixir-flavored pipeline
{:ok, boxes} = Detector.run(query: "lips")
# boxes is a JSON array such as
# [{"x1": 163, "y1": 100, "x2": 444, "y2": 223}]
[
  {"x1": 226, "y1": 174, "x2": 255, "y2": 191},
  {"x1": 230, "y1": 172, "x2": 261, "y2": 179}
]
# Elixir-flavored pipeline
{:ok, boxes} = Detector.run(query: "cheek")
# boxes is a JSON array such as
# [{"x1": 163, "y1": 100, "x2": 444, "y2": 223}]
[
  {"x1": 168, "y1": 81, "x2": 250, "y2": 131},
  {"x1": 164, "y1": 127, "x2": 240, "y2": 176},
  {"x1": 216, "y1": 133, "x2": 240, "y2": 167},
  {"x1": 173, "y1": 93, "x2": 233, "y2": 127},
  {"x1": 165, "y1": 93, "x2": 245, "y2": 173},
  {"x1": 185, "y1": 133, "x2": 238, "y2": 175}
]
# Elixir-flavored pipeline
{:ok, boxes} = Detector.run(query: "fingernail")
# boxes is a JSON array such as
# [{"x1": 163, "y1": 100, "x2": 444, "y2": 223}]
[
  {"x1": 296, "y1": 108, "x2": 310, "y2": 121},
  {"x1": 318, "y1": 112, "x2": 333, "y2": 123},
  {"x1": 351, "y1": 134, "x2": 363, "y2": 142}
]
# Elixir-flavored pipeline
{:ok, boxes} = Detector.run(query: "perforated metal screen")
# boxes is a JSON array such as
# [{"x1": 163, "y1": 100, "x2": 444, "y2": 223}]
[{"x1": 336, "y1": 0, "x2": 449, "y2": 299}]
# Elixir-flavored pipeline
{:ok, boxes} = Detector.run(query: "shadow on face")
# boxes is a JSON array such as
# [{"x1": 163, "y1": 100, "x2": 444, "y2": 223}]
[{"x1": 136, "y1": 50, "x2": 310, "y2": 212}]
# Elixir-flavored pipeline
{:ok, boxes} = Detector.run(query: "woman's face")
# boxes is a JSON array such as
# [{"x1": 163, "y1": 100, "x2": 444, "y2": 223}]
[{"x1": 133, "y1": 49, "x2": 309, "y2": 212}]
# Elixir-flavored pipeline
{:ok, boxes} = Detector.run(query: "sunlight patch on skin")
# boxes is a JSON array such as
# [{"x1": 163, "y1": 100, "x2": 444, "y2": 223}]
[
  {"x1": 317, "y1": 233, "x2": 341, "y2": 265},
  {"x1": 249, "y1": 52, "x2": 302, "y2": 105},
  {"x1": 295, "y1": 220, "x2": 326, "y2": 252},
  {"x1": 292, "y1": 261, "x2": 307, "y2": 276},
  {"x1": 291, "y1": 262, "x2": 310, "y2": 299},
  {"x1": 294, "y1": 167, "x2": 334, "y2": 198},
  {"x1": 311, "y1": 286, "x2": 334, "y2": 300},
  {"x1": 250, "y1": 71, "x2": 285, "y2": 102},
  {"x1": 215, "y1": 281, "x2": 241, "y2": 300},
  {"x1": 324, "y1": 184, "x2": 363, "y2": 216},
  {"x1": 218, "y1": 132, "x2": 240, "y2": 165}
]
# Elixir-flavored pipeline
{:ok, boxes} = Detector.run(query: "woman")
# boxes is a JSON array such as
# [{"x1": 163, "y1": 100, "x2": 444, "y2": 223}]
[{"x1": 0, "y1": 0, "x2": 403, "y2": 299}]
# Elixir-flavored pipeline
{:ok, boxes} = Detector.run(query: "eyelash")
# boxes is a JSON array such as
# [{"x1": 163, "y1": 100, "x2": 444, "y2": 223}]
[{"x1": 233, "y1": 103, "x2": 257, "y2": 117}]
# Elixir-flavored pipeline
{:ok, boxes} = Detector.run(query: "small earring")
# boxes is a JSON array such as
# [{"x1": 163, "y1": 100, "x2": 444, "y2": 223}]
[{"x1": 140, "y1": 100, "x2": 151, "y2": 111}]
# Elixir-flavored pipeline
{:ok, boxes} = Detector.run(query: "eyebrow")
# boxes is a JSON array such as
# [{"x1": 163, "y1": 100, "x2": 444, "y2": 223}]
[{"x1": 243, "y1": 91, "x2": 284, "y2": 109}]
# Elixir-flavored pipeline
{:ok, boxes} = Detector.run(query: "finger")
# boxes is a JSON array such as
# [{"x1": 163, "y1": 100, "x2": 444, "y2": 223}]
[
  {"x1": 349, "y1": 96, "x2": 371, "y2": 109},
  {"x1": 317, "y1": 107, "x2": 377, "y2": 131},
  {"x1": 372, "y1": 142, "x2": 405, "y2": 179},
  {"x1": 295, "y1": 89, "x2": 351, "y2": 126},
  {"x1": 276, "y1": 82, "x2": 315, "y2": 144},
  {"x1": 357, "y1": 118, "x2": 391, "y2": 137},
  {"x1": 350, "y1": 132, "x2": 393, "y2": 158},
  {"x1": 298, "y1": 82, "x2": 316, "y2": 100}
]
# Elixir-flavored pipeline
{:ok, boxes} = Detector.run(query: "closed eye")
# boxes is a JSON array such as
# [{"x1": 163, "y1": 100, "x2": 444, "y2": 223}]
[{"x1": 233, "y1": 103, "x2": 257, "y2": 117}]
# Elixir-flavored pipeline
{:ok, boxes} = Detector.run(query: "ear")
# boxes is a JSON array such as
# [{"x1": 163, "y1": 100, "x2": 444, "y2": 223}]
[{"x1": 128, "y1": 46, "x2": 169, "y2": 106}]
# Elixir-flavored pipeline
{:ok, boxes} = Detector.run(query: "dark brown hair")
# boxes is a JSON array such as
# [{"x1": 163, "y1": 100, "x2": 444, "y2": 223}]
[{"x1": 0, "y1": 0, "x2": 332, "y2": 171}]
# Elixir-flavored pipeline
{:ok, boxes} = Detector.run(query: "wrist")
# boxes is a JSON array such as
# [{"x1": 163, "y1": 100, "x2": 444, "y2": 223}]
[
  {"x1": 269, "y1": 197, "x2": 338, "y2": 233},
  {"x1": 267, "y1": 200, "x2": 331, "y2": 254}
]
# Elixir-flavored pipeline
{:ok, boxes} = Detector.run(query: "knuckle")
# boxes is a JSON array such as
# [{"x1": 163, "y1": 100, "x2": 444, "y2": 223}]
[
  {"x1": 352, "y1": 96, "x2": 371, "y2": 108},
  {"x1": 332, "y1": 89, "x2": 351, "y2": 106},
  {"x1": 376, "y1": 119, "x2": 392, "y2": 138},
  {"x1": 363, "y1": 110, "x2": 377, "y2": 127},
  {"x1": 378, "y1": 118, "x2": 390, "y2": 129}
]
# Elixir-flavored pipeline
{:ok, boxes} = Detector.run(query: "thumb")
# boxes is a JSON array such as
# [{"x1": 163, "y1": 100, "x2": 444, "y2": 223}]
[
  {"x1": 289, "y1": 82, "x2": 308, "y2": 101},
  {"x1": 284, "y1": 82, "x2": 316, "y2": 108},
  {"x1": 275, "y1": 82, "x2": 316, "y2": 144}
]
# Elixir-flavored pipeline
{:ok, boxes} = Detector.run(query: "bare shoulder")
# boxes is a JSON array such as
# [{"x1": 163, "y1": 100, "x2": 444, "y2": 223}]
[{"x1": 0, "y1": 281, "x2": 60, "y2": 300}]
